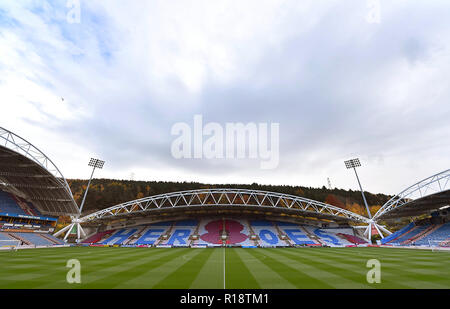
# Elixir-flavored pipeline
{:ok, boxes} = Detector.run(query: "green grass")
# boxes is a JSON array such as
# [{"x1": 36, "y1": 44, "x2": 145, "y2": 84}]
[{"x1": 0, "y1": 247, "x2": 449, "y2": 289}]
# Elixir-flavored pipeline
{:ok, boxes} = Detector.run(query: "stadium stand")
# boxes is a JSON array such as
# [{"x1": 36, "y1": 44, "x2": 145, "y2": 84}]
[
  {"x1": 40, "y1": 233, "x2": 65, "y2": 245},
  {"x1": 100, "y1": 228, "x2": 138, "y2": 245},
  {"x1": 277, "y1": 222, "x2": 316, "y2": 245},
  {"x1": 250, "y1": 220, "x2": 288, "y2": 247},
  {"x1": 0, "y1": 191, "x2": 28, "y2": 215},
  {"x1": 13, "y1": 233, "x2": 55, "y2": 246},
  {"x1": 92, "y1": 219, "x2": 374, "y2": 247},
  {"x1": 381, "y1": 222, "x2": 415, "y2": 244},
  {"x1": 161, "y1": 220, "x2": 198, "y2": 246},
  {"x1": 224, "y1": 219, "x2": 253, "y2": 246},
  {"x1": 394, "y1": 224, "x2": 430, "y2": 245},
  {"x1": 0, "y1": 232, "x2": 13, "y2": 241},
  {"x1": 336, "y1": 232, "x2": 367, "y2": 245},
  {"x1": 82, "y1": 230, "x2": 114, "y2": 244},
  {"x1": 410, "y1": 222, "x2": 450, "y2": 246},
  {"x1": 80, "y1": 217, "x2": 447, "y2": 248},
  {"x1": 135, "y1": 222, "x2": 173, "y2": 245}
]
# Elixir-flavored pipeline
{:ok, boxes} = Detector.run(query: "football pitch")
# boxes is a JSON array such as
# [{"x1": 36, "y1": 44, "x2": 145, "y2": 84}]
[{"x1": 0, "y1": 247, "x2": 449, "y2": 289}]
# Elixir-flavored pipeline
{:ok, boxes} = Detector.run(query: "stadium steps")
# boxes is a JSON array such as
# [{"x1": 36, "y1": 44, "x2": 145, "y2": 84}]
[
  {"x1": 246, "y1": 219, "x2": 259, "y2": 246},
  {"x1": 404, "y1": 224, "x2": 442, "y2": 245},
  {"x1": 40, "y1": 233, "x2": 61, "y2": 245},
  {"x1": 189, "y1": 221, "x2": 202, "y2": 246},
  {"x1": 7, "y1": 233, "x2": 31, "y2": 245},
  {"x1": 123, "y1": 226, "x2": 147, "y2": 245},
  {"x1": 299, "y1": 225, "x2": 323, "y2": 245},
  {"x1": 155, "y1": 223, "x2": 176, "y2": 246},
  {"x1": 273, "y1": 222, "x2": 293, "y2": 246}
]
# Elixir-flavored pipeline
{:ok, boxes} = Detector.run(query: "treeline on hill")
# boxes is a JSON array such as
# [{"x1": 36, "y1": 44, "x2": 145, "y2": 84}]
[{"x1": 67, "y1": 179, "x2": 392, "y2": 217}]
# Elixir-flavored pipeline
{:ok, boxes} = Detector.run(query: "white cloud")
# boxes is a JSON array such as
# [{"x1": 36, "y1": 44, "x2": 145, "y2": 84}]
[{"x1": 0, "y1": 0, "x2": 449, "y2": 196}]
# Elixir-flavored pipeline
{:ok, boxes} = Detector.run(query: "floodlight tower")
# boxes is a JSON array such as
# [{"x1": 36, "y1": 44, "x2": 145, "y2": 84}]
[
  {"x1": 54, "y1": 158, "x2": 105, "y2": 243},
  {"x1": 344, "y1": 158, "x2": 384, "y2": 242}
]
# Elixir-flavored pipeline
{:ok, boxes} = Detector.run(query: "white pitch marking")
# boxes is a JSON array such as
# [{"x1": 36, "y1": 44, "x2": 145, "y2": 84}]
[{"x1": 223, "y1": 247, "x2": 226, "y2": 289}]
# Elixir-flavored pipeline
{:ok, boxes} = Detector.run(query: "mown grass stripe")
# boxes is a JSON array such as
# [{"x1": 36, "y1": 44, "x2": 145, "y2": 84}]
[
  {"x1": 235, "y1": 249, "x2": 296, "y2": 289},
  {"x1": 303, "y1": 247, "x2": 450, "y2": 283},
  {"x1": 1, "y1": 248, "x2": 174, "y2": 289},
  {"x1": 269, "y1": 248, "x2": 436, "y2": 289},
  {"x1": 81, "y1": 248, "x2": 191, "y2": 288},
  {"x1": 225, "y1": 248, "x2": 260, "y2": 289},
  {"x1": 264, "y1": 248, "x2": 375, "y2": 289},
  {"x1": 246, "y1": 248, "x2": 334, "y2": 288},
  {"x1": 119, "y1": 249, "x2": 205, "y2": 288},
  {"x1": 152, "y1": 248, "x2": 215, "y2": 288},
  {"x1": 0, "y1": 247, "x2": 448, "y2": 289},
  {"x1": 189, "y1": 248, "x2": 224, "y2": 289}
]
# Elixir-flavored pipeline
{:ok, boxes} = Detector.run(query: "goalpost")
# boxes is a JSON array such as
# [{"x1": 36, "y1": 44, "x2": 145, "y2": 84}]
[
  {"x1": 0, "y1": 239, "x2": 21, "y2": 250},
  {"x1": 428, "y1": 240, "x2": 448, "y2": 252}
]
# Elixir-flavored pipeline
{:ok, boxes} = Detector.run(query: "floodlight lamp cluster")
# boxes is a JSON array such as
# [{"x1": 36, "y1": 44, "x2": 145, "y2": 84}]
[
  {"x1": 88, "y1": 158, "x2": 105, "y2": 169},
  {"x1": 344, "y1": 158, "x2": 361, "y2": 169}
]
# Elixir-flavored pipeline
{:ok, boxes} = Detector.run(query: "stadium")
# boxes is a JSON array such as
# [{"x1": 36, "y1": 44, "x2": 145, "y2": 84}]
[{"x1": 0, "y1": 126, "x2": 449, "y2": 289}]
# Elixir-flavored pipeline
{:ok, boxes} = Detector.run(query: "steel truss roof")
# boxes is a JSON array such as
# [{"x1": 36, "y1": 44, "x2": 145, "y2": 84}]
[
  {"x1": 373, "y1": 169, "x2": 450, "y2": 220},
  {"x1": 0, "y1": 127, "x2": 78, "y2": 215},
  {"x1": 80, "y1": 188, "x2": 370, "y2": 223}
]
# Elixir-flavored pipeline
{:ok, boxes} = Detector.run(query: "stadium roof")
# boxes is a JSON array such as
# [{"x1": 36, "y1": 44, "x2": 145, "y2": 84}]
[
  {"x1": 0, "y1": 127, "x2": 79, "y2": 215},
  {"x1": 80, "y1": 188, "x2": 371, "y2": 224},
  {"x1": 374, "y1": 169, "x2": 450, "y2": 220}
]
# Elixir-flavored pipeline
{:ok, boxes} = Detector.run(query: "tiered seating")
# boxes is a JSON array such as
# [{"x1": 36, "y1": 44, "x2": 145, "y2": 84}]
[
  {"x1": 135, "y1": 222, "x2": 173, "y2": 245},
  {"x1": 381, "y1": 222, "x2": 415, "y2": 244},
  {"x1": 413, "y1": 223, "x2": 450, "y2": 246},
  {"x1": 277, "y1": 222, "x2": 315, "y2": 245},
  {"x1": 250, "y1": 220, "x2": 287, "y2": 247},
  {"x1": 161, "y1": 220, "x2": 198, "y2": 246},
  {"x1": 196, "y1": 218, "x2": 253, "y2": 246},
  {"x1": 335, "y1": 232, "x2": 367, "y2": 244},
  {"x1": 10, "y1": 194, "x2": 41, "y2": 217},
  {"x1": 82, "y1": 230, "x2": 114, "y2": 244},
  {"x1": 197, "y1": 218, "x2": 221, "y2": 246},
  {"x1": 322, "y1": 228, "x2": 358, "y2": 245},
  {"x1": 393, "y1": 225, "x2": 430, "y2": 245},
  {"x1": 14, "y1": 233, "x2": 54, "y2": 246},
  {"x1": 302, "y1": 226, "x2": 348, "y2": 246},
  {"x1": 0, "y1": 233, "x2": 12, "y2": 240},
  {"x1": 224, "y1": 219, "x2": 252, "y2": 246},
  {"x1": 41, "y1": 233, "x2": 65, "y2": 245},
  {"x1": 0, "y1": 232, "x2": 16, "y2": 246},
  {"x1": 100, "y1": 228, "x2": 138, "y2": 245},
  {"x1": 0, "y1": 191, "x2": 27, "y2": 215}
]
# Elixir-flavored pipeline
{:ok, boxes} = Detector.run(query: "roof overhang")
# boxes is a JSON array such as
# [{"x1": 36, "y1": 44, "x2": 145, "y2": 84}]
[
  {"x1": 0, "y1": 127, "x2": 79, "y2": 215},
  {"x1": 374, "y1": 169, "x2": 450, "y2": 221},
  {"x1": 80, "y1": 188, "x2": 370, "y2": 224}
]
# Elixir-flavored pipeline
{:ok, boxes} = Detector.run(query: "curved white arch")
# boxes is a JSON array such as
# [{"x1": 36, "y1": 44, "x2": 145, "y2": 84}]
[
  {"x1": 0, "y1": 126, "x2": 78, "y2": 212},
  {"x1": 373, "y1": 169, "x2": 450, "y2": 220},
  {"x1": 80, "y1": 188, "x2": 370, "y2": 223}
]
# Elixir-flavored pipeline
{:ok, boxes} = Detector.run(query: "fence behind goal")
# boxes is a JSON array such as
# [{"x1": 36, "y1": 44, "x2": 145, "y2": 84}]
[{"x1": 0, "y1": 239, "x2": 21, "y2": 248}]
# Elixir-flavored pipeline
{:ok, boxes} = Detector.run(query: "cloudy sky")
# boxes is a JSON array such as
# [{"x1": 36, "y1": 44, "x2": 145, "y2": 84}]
[{"x1": 0, "y1": 0, "x2": 449, "y2": 195}]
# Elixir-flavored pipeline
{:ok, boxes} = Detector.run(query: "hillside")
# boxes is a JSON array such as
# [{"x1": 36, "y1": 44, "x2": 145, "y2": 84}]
[{"x1": 67, "y1": 179, "x2": 392, "y2": 217}]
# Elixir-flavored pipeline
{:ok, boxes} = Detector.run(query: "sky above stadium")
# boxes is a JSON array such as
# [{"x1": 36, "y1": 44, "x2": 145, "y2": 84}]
[{"x1": 0, "y1": 1, "x2": 449, "y2": 195}]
